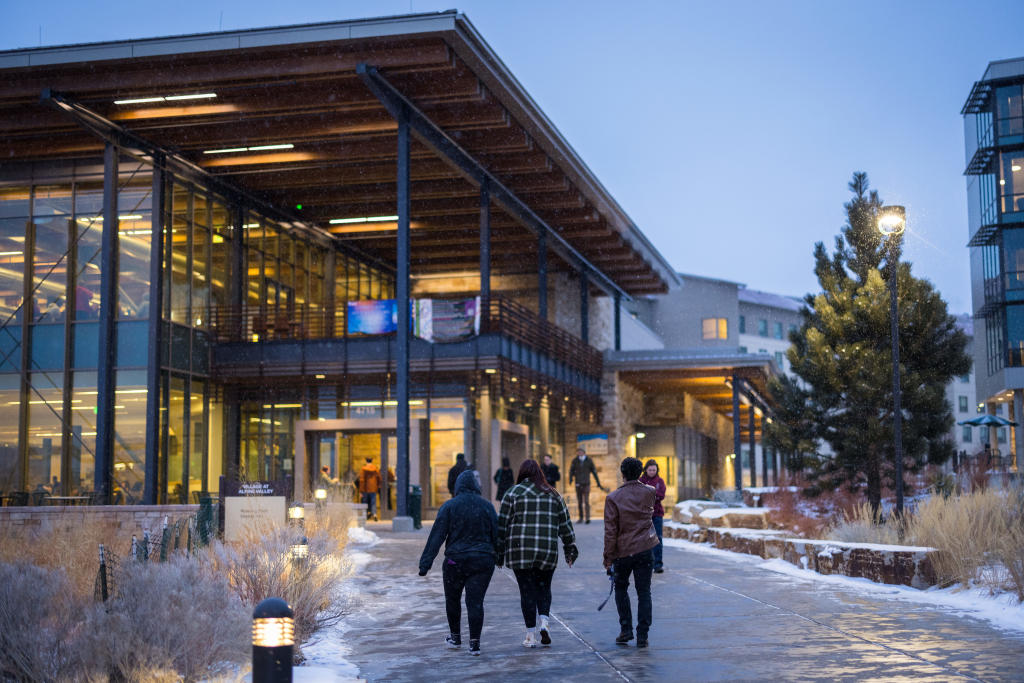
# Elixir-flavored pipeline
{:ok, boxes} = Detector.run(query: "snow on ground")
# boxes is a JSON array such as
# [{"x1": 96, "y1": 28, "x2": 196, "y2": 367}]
[
  {"x1": 291, "y1": 526, "x2": 381, "y2": 681},
  {"x1": 664, "y1": 537, "x2": 1024, "y2": 634}
]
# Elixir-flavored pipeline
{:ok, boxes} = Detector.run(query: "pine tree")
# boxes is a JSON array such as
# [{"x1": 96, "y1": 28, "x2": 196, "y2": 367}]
[{"x1": 770, "y1": 173, "x2": 971, "y2": 513}]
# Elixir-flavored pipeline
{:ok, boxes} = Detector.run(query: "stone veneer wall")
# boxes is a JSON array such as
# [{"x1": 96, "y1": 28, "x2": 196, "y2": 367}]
[{"x1": 0, "y1": 505, "x2": 200, "y2": 540}]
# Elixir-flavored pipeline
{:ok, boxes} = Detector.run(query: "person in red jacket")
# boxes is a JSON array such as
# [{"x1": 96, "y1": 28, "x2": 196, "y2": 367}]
[{"x1": 639, "y1": 459, "x2": 667, "y2": 574}]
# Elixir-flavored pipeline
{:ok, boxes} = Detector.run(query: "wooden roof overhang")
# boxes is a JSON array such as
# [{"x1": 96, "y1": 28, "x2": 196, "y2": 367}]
[
  {"x1": 607, "y1": 351, "x2": 776, "y2": 435},
  {"x1": 0, "y1": 11, "x2": 677, "y2": 297}
]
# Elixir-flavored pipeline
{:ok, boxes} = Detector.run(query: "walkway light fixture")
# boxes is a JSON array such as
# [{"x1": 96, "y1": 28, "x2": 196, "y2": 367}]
[
  {"x1": 314, "y1": 486, "x2": 327, "y2": 511},
  {"x1": 288, "y1": 501, "x2": 305, "y2": 531},
  {"x1": 289, "y1": 537, "x2": 309, "y2": 568},
  {"x1": 252, "y1": 597, "x2": 294, "y2": 683},
  {"x1": 878, "y1": 204, "x2": 906, "y2": 517}
]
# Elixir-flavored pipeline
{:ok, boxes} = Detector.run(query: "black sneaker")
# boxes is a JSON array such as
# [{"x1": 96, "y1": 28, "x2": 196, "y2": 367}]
[
  {"x1": 539, "y1": 627, "x2": 551, "y2": 645},
  {"x1": 637, "y1": 636, "x2": 648, "y2": 648},
  {"x1": 445, "y1": 634, "x2": 461, "y2": 649},
  {"x1": 615, "y1": 629, "x2": 634, "y2": 644},
  {"x1": 469, "y1": 639, "x2": 480, "y2": 656},
  {"x1": 585, "y1": 519, "x2": 591, "y2": 524},
  {"x1": 654, "y1": 567, "x2": 664, "y2": 574}
]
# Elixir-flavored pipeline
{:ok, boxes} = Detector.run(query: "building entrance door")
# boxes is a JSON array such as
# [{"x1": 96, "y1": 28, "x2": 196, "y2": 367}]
[{"x1": 294, "y1": 419, "x2": 423, "y2": 515}]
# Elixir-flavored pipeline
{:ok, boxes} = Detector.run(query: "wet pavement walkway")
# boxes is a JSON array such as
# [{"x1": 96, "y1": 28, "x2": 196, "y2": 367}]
[{"x1": 339, "y1": 520, "x2": 1024, "y2": 681}]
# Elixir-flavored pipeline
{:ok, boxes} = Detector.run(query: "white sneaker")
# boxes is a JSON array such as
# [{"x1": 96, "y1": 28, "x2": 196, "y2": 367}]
[
  {"x1": 445, "y1": 634, "x2": 461, "y2": 649},
  {"x1": 522, "y1": 630, "x2": 538, "y2": 648}
]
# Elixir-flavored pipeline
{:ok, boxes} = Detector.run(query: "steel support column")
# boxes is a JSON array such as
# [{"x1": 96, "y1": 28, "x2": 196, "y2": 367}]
[
  {"x1": 395, "y1": 106, "x2": 411, "y2": 523},
  {"x1": 580, "y1": 271, "x2": 589, "y2": 344},
  {"x1": 748, "y1": 403, "x2": 757, "y2": 489},
  {"x1": 94, "y1": 142, "x2": 119, "y2": 502},
  {"x1": 538, "y1": 231, "x2": 547, "y2": 321},
  {"x1": 479, "y1": 180, "x2": 491, "y2": 332},
  {"x1": 732, "y1": 377, "x2": 742, "y2": 491},
  {"x1": 761, "y1": 430, "x2": 769, "y2": 489},
  {"x1": 143, "y1": 156, "x2": 165, "y2": 504},
  {"x1": 614, "y1": 292, "x2": 622, "y2": 351}
]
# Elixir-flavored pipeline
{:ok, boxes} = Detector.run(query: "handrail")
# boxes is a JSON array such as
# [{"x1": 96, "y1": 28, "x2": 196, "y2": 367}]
[{"x1": 179, "y1": 294, "x2": 603, "y2": 378}]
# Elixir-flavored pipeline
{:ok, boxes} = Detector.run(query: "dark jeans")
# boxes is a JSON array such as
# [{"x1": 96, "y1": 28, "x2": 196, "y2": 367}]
[
  {"x1": 652, "y1": 516, "x2": 664, "y2": 569},
  {"x1": 613, "y1": 548, "x2": 653, "y2": 637},
  {"x1": 442, "y1": 555, "x2": 495, "y2": 641},
  {"x1": 575, "y1": 484, "x2": 591, "y2": 521},
  {"x1": 512, "y1": 566, "x2": 555, "y2": 628},
  {"x1": 361, "y1": 492, "x2": 377, "y2": 518}
]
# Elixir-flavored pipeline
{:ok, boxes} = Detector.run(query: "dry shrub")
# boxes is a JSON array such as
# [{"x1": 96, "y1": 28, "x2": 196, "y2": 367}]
[
  {"x1": 904, "y1": 489, "x2": 1008, "y2": 587},
  {"x1": 0, "y1": 517, "x2": 125, "y2": 601},
  {"x1": 765, "y1": 486, "x2": 829, "y2": 538},
  {"x1": 825, "y1": 503, "x2": 903, "y2": 545},
  {"x1": 994, "y1": 487, "x2": 1024, "y2": 601},
  {"x1": 0, "y1": 562, "x2": 82, "y2": 681},
  {"x1": 205, "y1": 510, "x2": 352, "y2": 645},
  {"x1": 77, "y1": 556, "x2": 250, "y2": 682}
]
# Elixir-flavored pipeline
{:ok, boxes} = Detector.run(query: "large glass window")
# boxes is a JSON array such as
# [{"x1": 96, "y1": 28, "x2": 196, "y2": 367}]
[
  {"x1": 1005, "y1": 304, "x2": 1024, "y2": 367},
  {"x1": 113, "y1": 370, "x2": 146, "y2": 503},
  {"x1": 1005, "y1": 228, "x2": 1024, "y2": 302},
  {"x1": 996, "y1": 85, "x2": 1024, "y2": 143},
  {"x1": 0, "y1": 374, "x2": 20, "y2": 490},
  {"x1": 26, "y1": 381, "x2": 63, "y2": 494},
  {"x1": 117, "y1": 176, "x2": 152, "y2": 320},
  {"x1": 70, "y1": 371, "x2": 97, "y2": 495},
  {"x1": 999, "y1": 151, "x2": 1024, "y2": 220},
  {"x1": 32, "y1": 186, "x2": 71, "y2": 324}
]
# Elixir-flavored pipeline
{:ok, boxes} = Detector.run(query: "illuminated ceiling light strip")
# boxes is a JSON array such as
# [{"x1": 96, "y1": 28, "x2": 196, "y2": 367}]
[
  {"x1": 203, "y1": 143, "x2": 294, "y2": 155},
  {"x1": 0, "y1": 251, "x2": 22, "y2": 256},
  {"x1": 115, "y1": 93, "x2": 216, "y2": 105},
  {"x1": 329, "y1": 215, "x2": 399, "y2": 224}
]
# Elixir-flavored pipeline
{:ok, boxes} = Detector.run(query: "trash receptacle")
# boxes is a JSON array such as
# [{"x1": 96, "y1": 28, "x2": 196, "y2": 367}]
[{"x1": 408, "y1": 485, "x2": 422, "y2": 529}]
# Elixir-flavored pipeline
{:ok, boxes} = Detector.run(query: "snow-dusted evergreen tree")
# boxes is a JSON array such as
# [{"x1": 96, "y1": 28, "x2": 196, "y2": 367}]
[{"x1": 770, "y1": 173, "x2": 970, "y2": 513}]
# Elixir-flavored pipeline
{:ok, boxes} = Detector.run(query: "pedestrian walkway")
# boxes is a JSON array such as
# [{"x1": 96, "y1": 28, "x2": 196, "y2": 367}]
[{"x1": 339, "y1": 520, "x2": 1024, "y2": 681}]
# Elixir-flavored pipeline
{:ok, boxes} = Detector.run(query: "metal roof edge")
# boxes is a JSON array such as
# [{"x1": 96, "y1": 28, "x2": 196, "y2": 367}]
[{"x1": 0, "y1": 11, "x2": 460, "y2": 67}]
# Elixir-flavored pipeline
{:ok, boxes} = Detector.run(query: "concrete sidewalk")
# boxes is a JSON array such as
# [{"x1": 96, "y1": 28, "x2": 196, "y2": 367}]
[{"x1": 337, "y1": 520, "x2": 1024, "y2": 681}]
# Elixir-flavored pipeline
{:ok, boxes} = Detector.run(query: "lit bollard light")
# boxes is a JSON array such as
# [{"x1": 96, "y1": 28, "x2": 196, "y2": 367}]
[
  {"x1": 314, "y1": 486, "x2": 327, "y2": 512},
  {"x1": 289, "y1": 536, "x2": 309, "y2": 570},
  {"x1": 252, "y1": 597, "x2": 294, "y2": 683},
  {"x1": 287, "y1": 501, "x2": 305, "y2": 532}
]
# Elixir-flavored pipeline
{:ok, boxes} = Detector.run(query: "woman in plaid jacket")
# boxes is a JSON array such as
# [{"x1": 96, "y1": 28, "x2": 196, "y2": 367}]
[{"x1": 497, "y1": 459, "x2": 579, "y2": 648}]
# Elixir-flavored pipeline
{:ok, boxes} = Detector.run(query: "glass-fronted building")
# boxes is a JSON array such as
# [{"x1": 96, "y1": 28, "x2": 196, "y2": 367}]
[
  {"x1": 963, "y1": 56, "x2": 1024, "y2": 470},
  {"x1": 0, "y1": 12, "x2": 682, "y2": 509}
]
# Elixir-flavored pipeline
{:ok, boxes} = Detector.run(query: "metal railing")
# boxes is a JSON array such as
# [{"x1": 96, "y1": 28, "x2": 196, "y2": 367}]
[{"x1": 194, "y1": 294, "x2": 603, "y2": 378}]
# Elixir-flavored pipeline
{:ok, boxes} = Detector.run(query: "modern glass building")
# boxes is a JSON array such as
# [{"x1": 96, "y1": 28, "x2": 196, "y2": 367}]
[
  {"x1": 0, "y1": 12, "x2": 687, "y2": 509},
  {"x1": 963, "y1": 56, "x2": 1024, "y2": 470}
]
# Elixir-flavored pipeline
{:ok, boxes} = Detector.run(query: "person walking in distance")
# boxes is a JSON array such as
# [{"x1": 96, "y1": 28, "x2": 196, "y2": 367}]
[
  {"x1": 638, "y1": 459, "x2": 667, "y2": 573},
  {"x1": 541, "y1": 453, "x2": 561, "y2": 489},
  {"x1": 568, "y1": 448, "x2": 603, "y2": 524},
  {"x1": 419, "y1": 469, "x2": 498, "y2": 656},
  {"x1": 493, "y1": 457, "x2": 514, "y2": 503},
  {"x1": 447, "y1": 452, "x2": 469, "y2": 497},
  {"x1": 497, "y1": 459, "x2": 579, "y2": 648},
  {"x1": 358, "y1": 457, "x2": 382, "y2": 521},
  {"x1": 604, "y1": 457, "x2": 658, "y2": 648}
]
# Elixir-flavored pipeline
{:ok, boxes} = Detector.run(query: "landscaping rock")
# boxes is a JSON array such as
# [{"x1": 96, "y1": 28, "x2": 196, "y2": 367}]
[{"x1": 673, "y1": 500, "x2": 726, "y2": 524}]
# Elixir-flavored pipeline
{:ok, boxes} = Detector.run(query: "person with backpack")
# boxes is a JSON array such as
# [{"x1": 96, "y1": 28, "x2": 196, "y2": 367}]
[
  {"x1": 497, "y1": 459, "x2": 578, "y2": 648},
  {"x1": 418, "y1": 469, "x2": 499, "y2": 656}
]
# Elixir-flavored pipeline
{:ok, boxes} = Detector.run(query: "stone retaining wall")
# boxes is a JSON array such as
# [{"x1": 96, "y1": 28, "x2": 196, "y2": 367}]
[
  {"x1": 665, "y1": 522, "x2": 940, "y2": 589},
  {"x1": 0, "y1": 504, "x2": 199, "y2": 540}
]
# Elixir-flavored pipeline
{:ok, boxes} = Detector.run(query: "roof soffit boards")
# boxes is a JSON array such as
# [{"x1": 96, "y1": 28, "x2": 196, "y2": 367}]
[{"x1": 0, "y1": 12, "x2": 674, "y2": 295}]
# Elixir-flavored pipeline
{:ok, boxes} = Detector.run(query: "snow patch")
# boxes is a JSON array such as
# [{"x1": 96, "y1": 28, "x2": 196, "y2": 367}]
[
  {"x1": 664, "y1": 537, "x2": 1024, "y2": 634},
  {"x1": 346, "y1": 526, "x2": 380, "y2": 547}
]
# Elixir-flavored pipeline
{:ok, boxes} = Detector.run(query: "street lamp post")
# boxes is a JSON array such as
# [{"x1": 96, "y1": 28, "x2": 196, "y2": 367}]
[{"x1": 878, "y1": 205, "x2": 906, "y2": 517}]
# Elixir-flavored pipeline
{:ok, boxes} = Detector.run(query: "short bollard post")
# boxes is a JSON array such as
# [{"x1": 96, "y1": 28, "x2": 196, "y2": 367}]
[
  {"x1": 314, "y1": 487, "x2": 327, "y2": 512},
  {"x1": 252, "y1": 597, "x2": 294, "y2": 683},
  {"x1": 289, "y1": 536, "x2": 309, "y2": 570},
  {"x1": 288, "y1": 501, "x2": 305, "y2": 532}
]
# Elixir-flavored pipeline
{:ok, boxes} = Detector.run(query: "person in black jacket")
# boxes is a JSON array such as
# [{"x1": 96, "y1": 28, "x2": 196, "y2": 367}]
[
  {"x1": 493, "y1": 457, "x2": 514, "y2": 502},
  {"x1": 541, "y1": 454, "x2": 561, "y2": 488},
  {"x1": 419, "y1": 469, "x2": 498, "y2": 656},
  {"x1": 568, "y1": 448, "x2": 604, "y2": 524},
  {"x1": 447, "y1": 452, "x2": 469, "y2": 497}
]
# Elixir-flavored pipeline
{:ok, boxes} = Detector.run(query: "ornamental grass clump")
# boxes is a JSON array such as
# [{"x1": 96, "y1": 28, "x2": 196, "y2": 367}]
[
  {"x1": 76, "y1": 556, "x2": 250, "y2": 682},
  {"x1": 993, "y1": 486, "x2": 1024, "y2": 601},
  {"x1": 904, "y1": 488, "x2": 1008, "y2": 588},
  {"x1": 825, "y1": 503, "x2": 904, "y2": 545}
]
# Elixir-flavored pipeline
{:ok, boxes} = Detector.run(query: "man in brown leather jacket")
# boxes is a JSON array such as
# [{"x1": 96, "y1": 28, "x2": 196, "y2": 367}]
[{"x1": 603, "y1": 456, "x2": 658, "y2": 648}]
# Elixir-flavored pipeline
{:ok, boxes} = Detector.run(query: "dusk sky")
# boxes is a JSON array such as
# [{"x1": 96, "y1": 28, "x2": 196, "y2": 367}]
[{"x1": 4, "y1": 0, "x2": 1023, "y2": 313}]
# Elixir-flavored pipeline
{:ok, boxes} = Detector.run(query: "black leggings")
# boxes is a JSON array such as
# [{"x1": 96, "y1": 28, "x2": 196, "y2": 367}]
[
  {"x1": 512, "y1": 567, "x2": 555, "y2": 628},
  {"x1": 442, "y1": 555, "x2": 495, "y2": 641}
]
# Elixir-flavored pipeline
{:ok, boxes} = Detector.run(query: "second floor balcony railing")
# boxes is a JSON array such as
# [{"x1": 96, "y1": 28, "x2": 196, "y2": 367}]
[{"x1": 196, "y1": 294, "x2": 603, "y2": 379}]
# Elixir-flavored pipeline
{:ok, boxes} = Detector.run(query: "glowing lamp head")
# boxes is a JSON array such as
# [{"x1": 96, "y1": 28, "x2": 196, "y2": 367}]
[
  {"x1": 288, "y1": 502, "x2": 305, "y2": 520},
  {"x1": 877, "y1": 205, "x2": 906, "y2": 237},
  {"x1": 635, "y1": 431, "x2": 646, "y2": 439},
  {"x1": 252, "y1": 597, "x2": 295, "y2": 647},
  {"x1": 314, "y1": 487, "x2": 327, "y2": 501}
]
